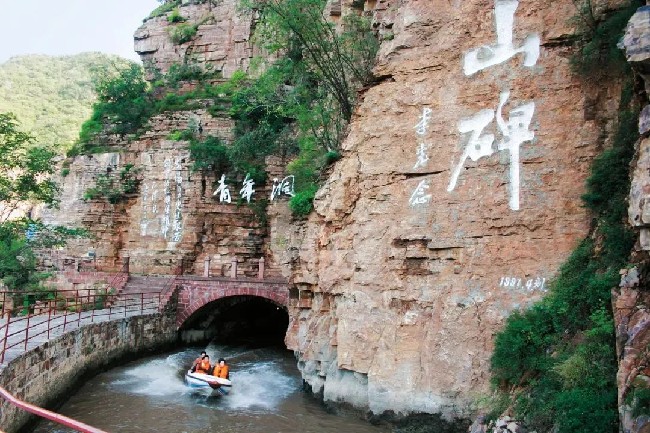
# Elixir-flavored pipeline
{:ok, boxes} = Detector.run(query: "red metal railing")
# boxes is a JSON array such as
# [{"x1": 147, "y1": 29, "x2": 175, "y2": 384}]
[
  {"x1": 0, "y1": 385, "x2": 109, "y2": 433},
  {"x1": 105, "y1": 261, "x2": 129, "y2": 295},
  {"x1": 0, "y1": 288, "x2": 163, "y2": 364},
  {"x1": 0, "y1": 387, "x2": 107, "y2": 433},
  {"x1": 157, "y1": 267, "x2": 183, "y2": 313}
]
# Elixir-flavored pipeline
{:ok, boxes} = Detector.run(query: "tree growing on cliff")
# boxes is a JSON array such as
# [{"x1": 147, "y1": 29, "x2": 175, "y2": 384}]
[
  {"x1": 244, "y1": 0, "x2": 378, "y2": 122},
  {"x1": 0, "y1": 112, "x2": 84, "y2": 296},
  {"x1": 236, "y1": 0, "x2": 378, "y2": 216}
]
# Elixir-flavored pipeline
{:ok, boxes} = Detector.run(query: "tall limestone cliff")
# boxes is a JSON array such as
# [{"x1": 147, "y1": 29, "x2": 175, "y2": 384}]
[
  {"x1": 42, "y1": 0, "x2": 630, "y2": 423},
  {"x1": 284, "y1": 0, "x2": 625, "y2": 419}
]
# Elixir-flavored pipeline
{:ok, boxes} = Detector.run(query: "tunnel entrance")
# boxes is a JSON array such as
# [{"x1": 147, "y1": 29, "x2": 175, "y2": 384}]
[{"x1": 179, "y1": 295, "x2": 289, "y2": 346}]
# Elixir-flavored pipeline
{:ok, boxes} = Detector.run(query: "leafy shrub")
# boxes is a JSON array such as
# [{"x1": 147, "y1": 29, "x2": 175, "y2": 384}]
[
  {"x1": 289, "y1": 183, "x2": 319, "y2": 216},
  {"x1": 83, "y1": 164, "x2": 142, "y2": 204},
  {"x1": 629, "y1": 387, "x2": 650, "y2": 417},
  {"x1": 189, "y1": 136, "x2": 232, "y2": 174},
  {"x1": 325, "y1": 150, "x2": 342, "y2": 165},
  {"x1": 61, "y1": 168, "x2": 70, "y2": 177},
  {"x1": 169, "y1": 23, "x2": 198, "y2": 44},
  {"x1": 168, "y1": 129, "x2": 195, "y2": 141},
  {"x1": 76, "y1": 62, "x2": 151, "y2": 148},
  {"x1": 167, "y1": 7, "x2": 186, "y2": 23}
]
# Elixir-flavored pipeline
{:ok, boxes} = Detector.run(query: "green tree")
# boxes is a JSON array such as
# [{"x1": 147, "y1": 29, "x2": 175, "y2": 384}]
[
  {"x1": 0, "y1": 113, "x2": 58, "y2": 222},
  {"x1": 245, "y1": 0, "x2": 378, "y2": 122},
  {"x1": 0, "y1": 113, "x2": 83, "y2": 295}
]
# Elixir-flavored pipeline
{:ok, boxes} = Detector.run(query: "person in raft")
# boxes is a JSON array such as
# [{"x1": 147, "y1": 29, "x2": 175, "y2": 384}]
[
  {"x1": 195, "y1": 354, "x2": 213, "y2": 374},
  {"x1": 212, "y1": 358, "x2": 229, "y2": 379},
  {"x1": 190, "y1": 351, "x2": 207, "y2": 372}
]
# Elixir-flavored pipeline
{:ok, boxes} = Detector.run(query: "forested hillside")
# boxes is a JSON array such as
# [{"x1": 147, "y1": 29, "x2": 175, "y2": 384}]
[{"x1": 0, "y1": 53, "x2": 131, "y2": 148}]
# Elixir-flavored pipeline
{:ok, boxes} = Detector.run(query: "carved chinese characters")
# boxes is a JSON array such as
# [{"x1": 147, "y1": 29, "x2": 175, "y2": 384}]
[
  {"x1": 411, "y1": 0, "x2": 540, "y2": 212},
  {"x1": 139, "y1": 155, "x2": 184, "y2": 242}
]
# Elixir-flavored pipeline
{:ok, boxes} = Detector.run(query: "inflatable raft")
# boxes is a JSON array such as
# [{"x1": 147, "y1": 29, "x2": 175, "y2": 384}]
[{"x1": 185, "y1": 370, "x2": 232, "y2": 395}]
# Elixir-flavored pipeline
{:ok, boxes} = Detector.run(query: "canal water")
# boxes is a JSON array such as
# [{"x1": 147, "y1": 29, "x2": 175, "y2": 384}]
[{"x1": 31, "y1": 344, "x2": 389, "y2": 433}]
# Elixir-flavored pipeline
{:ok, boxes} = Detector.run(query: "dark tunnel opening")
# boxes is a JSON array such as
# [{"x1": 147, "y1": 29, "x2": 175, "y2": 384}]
[{"x1": 180, "y1": 296, "x2": 289, "y2": 347}]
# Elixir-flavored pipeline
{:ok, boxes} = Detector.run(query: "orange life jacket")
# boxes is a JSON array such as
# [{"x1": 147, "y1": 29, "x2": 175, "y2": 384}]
[
  {"x1": 213, "y1": 364, "x2": 229, "y2": 379},
  {"x1": 196, "y1": 359, "x2": 211, "y2": 374}
]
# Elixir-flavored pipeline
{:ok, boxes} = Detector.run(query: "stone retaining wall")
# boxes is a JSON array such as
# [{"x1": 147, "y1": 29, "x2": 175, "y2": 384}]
[{"x1": 0, "y1": 313, "x2": 177, "y2": 433}]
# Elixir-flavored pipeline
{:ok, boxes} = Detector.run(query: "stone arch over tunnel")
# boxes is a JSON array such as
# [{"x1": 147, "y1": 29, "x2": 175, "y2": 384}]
[{"x1": 179, "y1": 295, "x2": 289, "y2": 345}]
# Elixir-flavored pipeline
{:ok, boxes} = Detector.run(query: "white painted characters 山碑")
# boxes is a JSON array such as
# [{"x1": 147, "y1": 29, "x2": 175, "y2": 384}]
[
  {"x1": 495, "y1": 91, "x2": 535, "y2": 210},
  {"x1": 240, "y1": 173, "x2": 255, "y2": 203},
  {"x1": 447, "y1": 92, "x2": 535, "y2": 211},
  {"x1": 409, "y1": 179, "x2": 432, "y2": 207},
  {"x1": 161, "y1": 158, "x2": 172, "y2": 239},
  {"x1": 270, "y1": 175, "x2": 295, "y2": 201},
  {"x1": 463, "y1": 0, "x2": 540, "y2": 76},
  {"x1": 447, "y1": 108, "x2": 496, "y2": 193},
  {"x1": 213, "y1": 174, "x2": 232, "y2": 203}
]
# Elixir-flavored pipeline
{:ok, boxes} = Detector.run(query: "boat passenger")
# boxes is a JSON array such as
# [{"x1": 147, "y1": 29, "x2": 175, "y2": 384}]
[
  {"x1": 213, "y1": 358, "x2": 229, "y2": 379},
  {"x1": 196, "y1": 354, "x2": 212, "y2": 374},
  {"x1": 191, "y1": 351, "x2": 207, "y2": 372}
]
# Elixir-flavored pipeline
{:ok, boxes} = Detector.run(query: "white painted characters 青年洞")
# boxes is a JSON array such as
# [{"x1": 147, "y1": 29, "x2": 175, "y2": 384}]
[
  {"x1": 213, "y1": 174, "x2": 232, "y2": 203},
  {"x1": 240, "y1": 174, "x2": 255, "y2": 203},
  {"x1": 270, "y1": 175, "x2": 295, "y2": 201}
]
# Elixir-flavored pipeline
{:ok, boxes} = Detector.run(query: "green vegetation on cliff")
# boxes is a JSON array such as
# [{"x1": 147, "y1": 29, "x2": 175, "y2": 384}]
[
  {"x1": 488, "y1": 3, "x2": 641, "y2": 430},
  {"x1": 0, "y1": 53, "x2": 132, "y2": 148},
  {"x1": 229, "y1": 0, "x2": 378, "y2": 215},
  {"x1": 489, "y1": 86, "x2": 636, "y2": 433},
  {"x1": 77, "y1": 0, "x2": 378, "y2": 217}
]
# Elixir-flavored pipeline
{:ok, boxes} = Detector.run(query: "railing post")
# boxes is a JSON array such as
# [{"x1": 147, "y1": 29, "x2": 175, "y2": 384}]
[
  {"x1": 230, "y1": 257, "x2": 237, "y2": 279},
  {"x1": 91, "y1": 292, "x2": 96, "y2": 323},
  {"x1": 77, "y1": 290, "x2": 82, "y2": 326},
  {"x1": 203, "y1": 257, "x2": 211, "y2": 277},
  {"x1": 258, "y1": 257, "x2": 265, "y2": 279},
  {"x1": 24, "y1": 312, "x2": 31, "y2": 351},
  {"x1": 2, "y1": 312, "x2": 11, "y2": 364},
  {"x1": 141, "y1": 293, "x2": 144, "y2": 313},
  {"x1": 47, "y1": 307, "x2": 52, "y2": 340}
]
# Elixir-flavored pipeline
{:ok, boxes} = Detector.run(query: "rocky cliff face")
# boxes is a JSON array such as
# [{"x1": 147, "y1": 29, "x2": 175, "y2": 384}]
[
  {"x1": 43, "y1": 0, "x2": 629, "y2": 423},
  {"x1": 284, "y1": 0, "x2": 623, "y2": 419},
  {"x1": 41, "y1": 1, "x2": 299, "y2": 278},
  {"x1": 616, "y1": 6, "x2": 650, "y2": 433},
  {"x1": 135, "y1": 0, "x2": 258, "y2": 78}
]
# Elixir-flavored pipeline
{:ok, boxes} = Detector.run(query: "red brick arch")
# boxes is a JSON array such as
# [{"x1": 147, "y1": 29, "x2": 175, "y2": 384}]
[{"x1": 175, "y1": 278, "x2": 289, "y2": 327}]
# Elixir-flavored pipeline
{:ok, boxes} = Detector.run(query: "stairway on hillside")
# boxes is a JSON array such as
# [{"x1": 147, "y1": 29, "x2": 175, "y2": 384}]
[{"x1": 110, "y1": 275, "x2": 176, "y2": 313}]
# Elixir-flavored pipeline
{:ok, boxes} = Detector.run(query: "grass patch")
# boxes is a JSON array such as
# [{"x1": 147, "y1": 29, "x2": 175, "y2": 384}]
[{"x1": 148, "y1": 0, "x2": 181, "y2": 19}]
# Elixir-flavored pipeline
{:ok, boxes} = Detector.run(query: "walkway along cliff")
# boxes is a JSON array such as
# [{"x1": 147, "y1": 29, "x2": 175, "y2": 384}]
[{"x1": 30, "y1": 0, "x2": 650, "y2": 430}]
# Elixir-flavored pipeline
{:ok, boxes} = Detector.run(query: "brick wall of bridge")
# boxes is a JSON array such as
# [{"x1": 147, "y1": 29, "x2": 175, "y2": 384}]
[{"x1": 176, "y1": 277, "x2": 290, "y2": 326}]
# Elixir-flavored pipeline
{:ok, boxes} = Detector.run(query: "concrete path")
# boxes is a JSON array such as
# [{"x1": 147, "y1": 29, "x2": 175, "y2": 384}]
[{"x1": 0, "y1": 303, "x2": 159, "y2": 369}]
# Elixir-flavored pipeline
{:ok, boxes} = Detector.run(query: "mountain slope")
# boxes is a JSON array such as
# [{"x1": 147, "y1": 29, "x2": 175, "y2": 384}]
[{"x1": 0, "y1": 53, "x2": 131, "y2": 147}]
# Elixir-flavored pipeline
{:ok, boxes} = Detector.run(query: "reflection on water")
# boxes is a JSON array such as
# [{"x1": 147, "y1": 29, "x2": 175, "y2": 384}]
[{"x1": 31, "y1": 344, "x2": 388, "y2": 433}]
